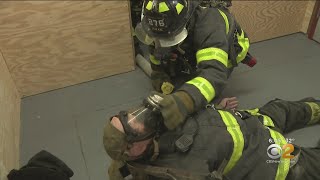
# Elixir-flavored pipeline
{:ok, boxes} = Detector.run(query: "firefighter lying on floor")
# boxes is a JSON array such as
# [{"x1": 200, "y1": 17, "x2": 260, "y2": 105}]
[{"x1": 103, "y1": 96, "x2": 320, "y2": 180}]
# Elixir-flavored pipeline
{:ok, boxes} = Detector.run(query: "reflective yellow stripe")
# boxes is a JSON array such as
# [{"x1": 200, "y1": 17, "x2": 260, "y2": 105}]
[
  {"x1": 246, "y1": 108, "x2": 259, "y2": 115},
  {"x1": 146, "y1": 1, "x2": 153, "y2": 10},
  {"x1": 262, "y1": 115, "x2": 275, "y2": 127},
  {"x1": 305, "y1": 102, "x2": 320, "y2": 125},
  {"x1": 246, "y1": 109, "x2": 289, "y2": 179},
  {"x1": 218, "y1": 111, "x2": 244, "y2": 174},
  {"x1": 186, "y1": 77, "x2": 215, "y2": 102},
  {"x1": 176, "y1": 3, "x2": 184, "y2": 14},
  {"x1": 159, "y1": 2, "x2": 169, "y2": 13},
  {"x1": 196, "y1": 47, "x2": 228, "y2": 67},
  {"x1": 245, "y1": 108, "x2": 275, "y2": 127},
  {"x1": 218, "y1": 9, "x2": 229, "y2": 34},
  {"x1": 149, "y1": 55, "x2": 160, "y2": 65},
  {"x1": 268, "y1": 128, "x2": 290, "y2": 180},
  {"x1": 236, "y1": 29, "x2": 250, "y2": 63}
]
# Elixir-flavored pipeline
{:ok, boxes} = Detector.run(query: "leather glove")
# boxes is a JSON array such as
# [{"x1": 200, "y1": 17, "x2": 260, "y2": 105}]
[
  {"x1": 161, "y1": 82, "x2": 174, "y2": 95},
  {"x1": 151, "y1": 71, "x2": 171, "y2": 93},
  {"x1": 151, "y1": 91, "x2": 195, "y2": 130}
]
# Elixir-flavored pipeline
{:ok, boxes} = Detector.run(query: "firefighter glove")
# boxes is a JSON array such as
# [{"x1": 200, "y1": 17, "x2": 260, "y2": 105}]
[
  {"x1": 151, "y1": 71, "x2": 171, "y2": 93},
  {"x1": 150, "y1": 91, "x2": 194, "y2": 130},
  {"x1": 161, "y1": 82, "x2": 175, "y2": 95}
]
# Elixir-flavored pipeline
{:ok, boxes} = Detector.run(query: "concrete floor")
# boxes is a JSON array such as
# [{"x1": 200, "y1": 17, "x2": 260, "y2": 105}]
[{"x1": 20, "y1": 33, "x2": 320, "y2": 180}]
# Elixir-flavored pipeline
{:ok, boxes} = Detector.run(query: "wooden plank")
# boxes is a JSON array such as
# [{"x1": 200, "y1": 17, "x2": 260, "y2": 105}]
[
  {"x1": 0, "y1": 1, "x2": 134, "y2": 97},
  {"x1": 230, "y1": 1, "x2": 309, "y2": 42},
  {"x1": 0, "y1": 51, "x2": 21, "y2": 177},
  {"x1": 314, "y1": 18, "x2": 320, "y2": 43},
  {"x1": 307, "y1": 0, "x2": 320, "y2": 39},
  {"x1": 301, "y1": 1, "x2": 316, "y2": 33}
]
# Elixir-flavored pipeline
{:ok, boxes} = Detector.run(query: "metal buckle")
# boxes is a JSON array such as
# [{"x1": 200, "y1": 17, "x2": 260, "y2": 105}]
[
  {"x1": 206, "y1": 104, "x2": 216, "y2": 110},
  {"x1": 234, "y1": 111, "x2": 243, "y2": 119}
]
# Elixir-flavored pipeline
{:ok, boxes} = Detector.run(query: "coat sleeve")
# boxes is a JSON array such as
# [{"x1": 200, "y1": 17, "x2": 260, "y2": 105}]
[{"x1": 179, "y1": 8, "x2": 231, "y2": 110}]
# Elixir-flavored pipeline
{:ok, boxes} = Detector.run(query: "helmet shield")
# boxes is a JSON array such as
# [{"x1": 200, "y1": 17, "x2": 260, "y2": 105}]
[
  {"x1": 135, "y1": 23, "x2": 188, "y2": 47},
  {"x1": 134, "y1": 23, "x2": 154, "y2": 45},
  {"x1": 156, "y1": 28, "x2": 188, "y2": 47}
]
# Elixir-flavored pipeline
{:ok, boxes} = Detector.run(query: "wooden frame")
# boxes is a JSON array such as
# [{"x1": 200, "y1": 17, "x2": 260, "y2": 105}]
[{"x1": 307, "y1": 1, "x2": 320, "y2": 39}]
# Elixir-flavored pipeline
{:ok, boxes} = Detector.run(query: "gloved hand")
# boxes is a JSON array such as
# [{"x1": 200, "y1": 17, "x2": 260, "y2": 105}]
[
  {"x1": 151, "y1": 71, "x2": 171, "y2": 93},
  {"x1": 151, "y1": 91, "x2": 194, "y2": 130},
  {"x1": 161, "y1": 82, "x2": 174, "y2": 95}
]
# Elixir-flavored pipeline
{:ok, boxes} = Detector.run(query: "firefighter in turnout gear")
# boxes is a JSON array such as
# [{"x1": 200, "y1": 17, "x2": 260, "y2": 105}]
[
  {"x1": 134, "y1": 0, "x2": 257, "y2": 130},
  {"x1": 104, "y1": 97, "x2": 320, "y2": 180}
]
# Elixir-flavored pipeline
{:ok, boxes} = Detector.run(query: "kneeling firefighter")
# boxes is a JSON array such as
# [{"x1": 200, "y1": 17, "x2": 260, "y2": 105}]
[
  {"x1": 104, "y1": 95, "x2": 320, "y2": 180},
  {"x1": 135, "y1": 0, "x2": 257, "y2": 131}
]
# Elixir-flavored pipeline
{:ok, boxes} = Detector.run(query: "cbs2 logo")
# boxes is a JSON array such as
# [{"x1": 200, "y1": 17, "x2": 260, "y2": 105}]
[
  {"x1": 148, "y1": 18, "x2": 165, "y2": 27},
  {"x1": 267, "y1": 144, "x2": 295, "y2": 159}
]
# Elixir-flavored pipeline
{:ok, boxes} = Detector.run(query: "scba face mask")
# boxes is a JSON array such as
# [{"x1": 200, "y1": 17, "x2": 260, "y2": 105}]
[{"x1": 104, "y1": 95, "x2": 164, "y2": 161}]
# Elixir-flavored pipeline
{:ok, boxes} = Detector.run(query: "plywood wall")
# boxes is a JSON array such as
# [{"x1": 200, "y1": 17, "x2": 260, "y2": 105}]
[
  {"x1": 0, "y1": 51, "x2": 21, "y2": 179},
  {"x1": 301, "y1": 1, "x2": 316, "y2": 33},
  {"x1": 230, "y1": 1, "x2": 312, "y2": 43},
  {"x1": 0, "y1": 1, "x2": 134, "y2": 97},
  {"x1": 0, "y1": 1, "x2": 315, "y2": 97}
]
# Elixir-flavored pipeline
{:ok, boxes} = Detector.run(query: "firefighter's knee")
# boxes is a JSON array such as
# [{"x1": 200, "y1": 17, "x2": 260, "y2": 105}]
[{"x1": 305, "y1": 102, "x2": 320, "y2": 125}]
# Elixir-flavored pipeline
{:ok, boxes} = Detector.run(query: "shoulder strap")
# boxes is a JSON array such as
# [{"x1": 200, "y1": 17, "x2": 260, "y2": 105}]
[{"x1": 216, "y1": 9, "x2": 237, "y2": 67}]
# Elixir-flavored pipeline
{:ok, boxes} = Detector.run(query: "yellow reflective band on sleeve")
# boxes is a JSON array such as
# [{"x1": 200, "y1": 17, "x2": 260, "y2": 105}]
[
  {"x1": 196, "y1": 47, "x2": 229, "y2": 67},
  {"x1": 146, "y1": 1, "x2": 153, "y2": 10},
  {"x1": 236, "y1": 29, "x2": 250, "y2": 63},
  {"x1": 176, "y1": 3, "x2": 184, "y2": 14},
  {"x1": 218, "y1": 9, "x2": 229, "y2": 34},
  {"x1": 159, "y1": 2, "x2": 170, "y2": 13},
  {"x1": 218, "y1": 111, "x2": 244, "y2": 175},
  {"x1": 149, "y1": 55, "x2": 161, "y2": 65},
  {"x1": 186, "y1": 77, "x2": 215, "y2": 103},
  {"x1": 268, "y1": 128, "x2": 290, "y2": 180},
  {"x1": 305, "y1": 102, "x2": 320, "y2": 125}
]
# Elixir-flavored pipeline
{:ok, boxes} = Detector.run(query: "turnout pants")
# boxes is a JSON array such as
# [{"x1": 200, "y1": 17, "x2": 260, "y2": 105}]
[{"x1": 258, "y1": 98, "x2": 320, "y2": 180}]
